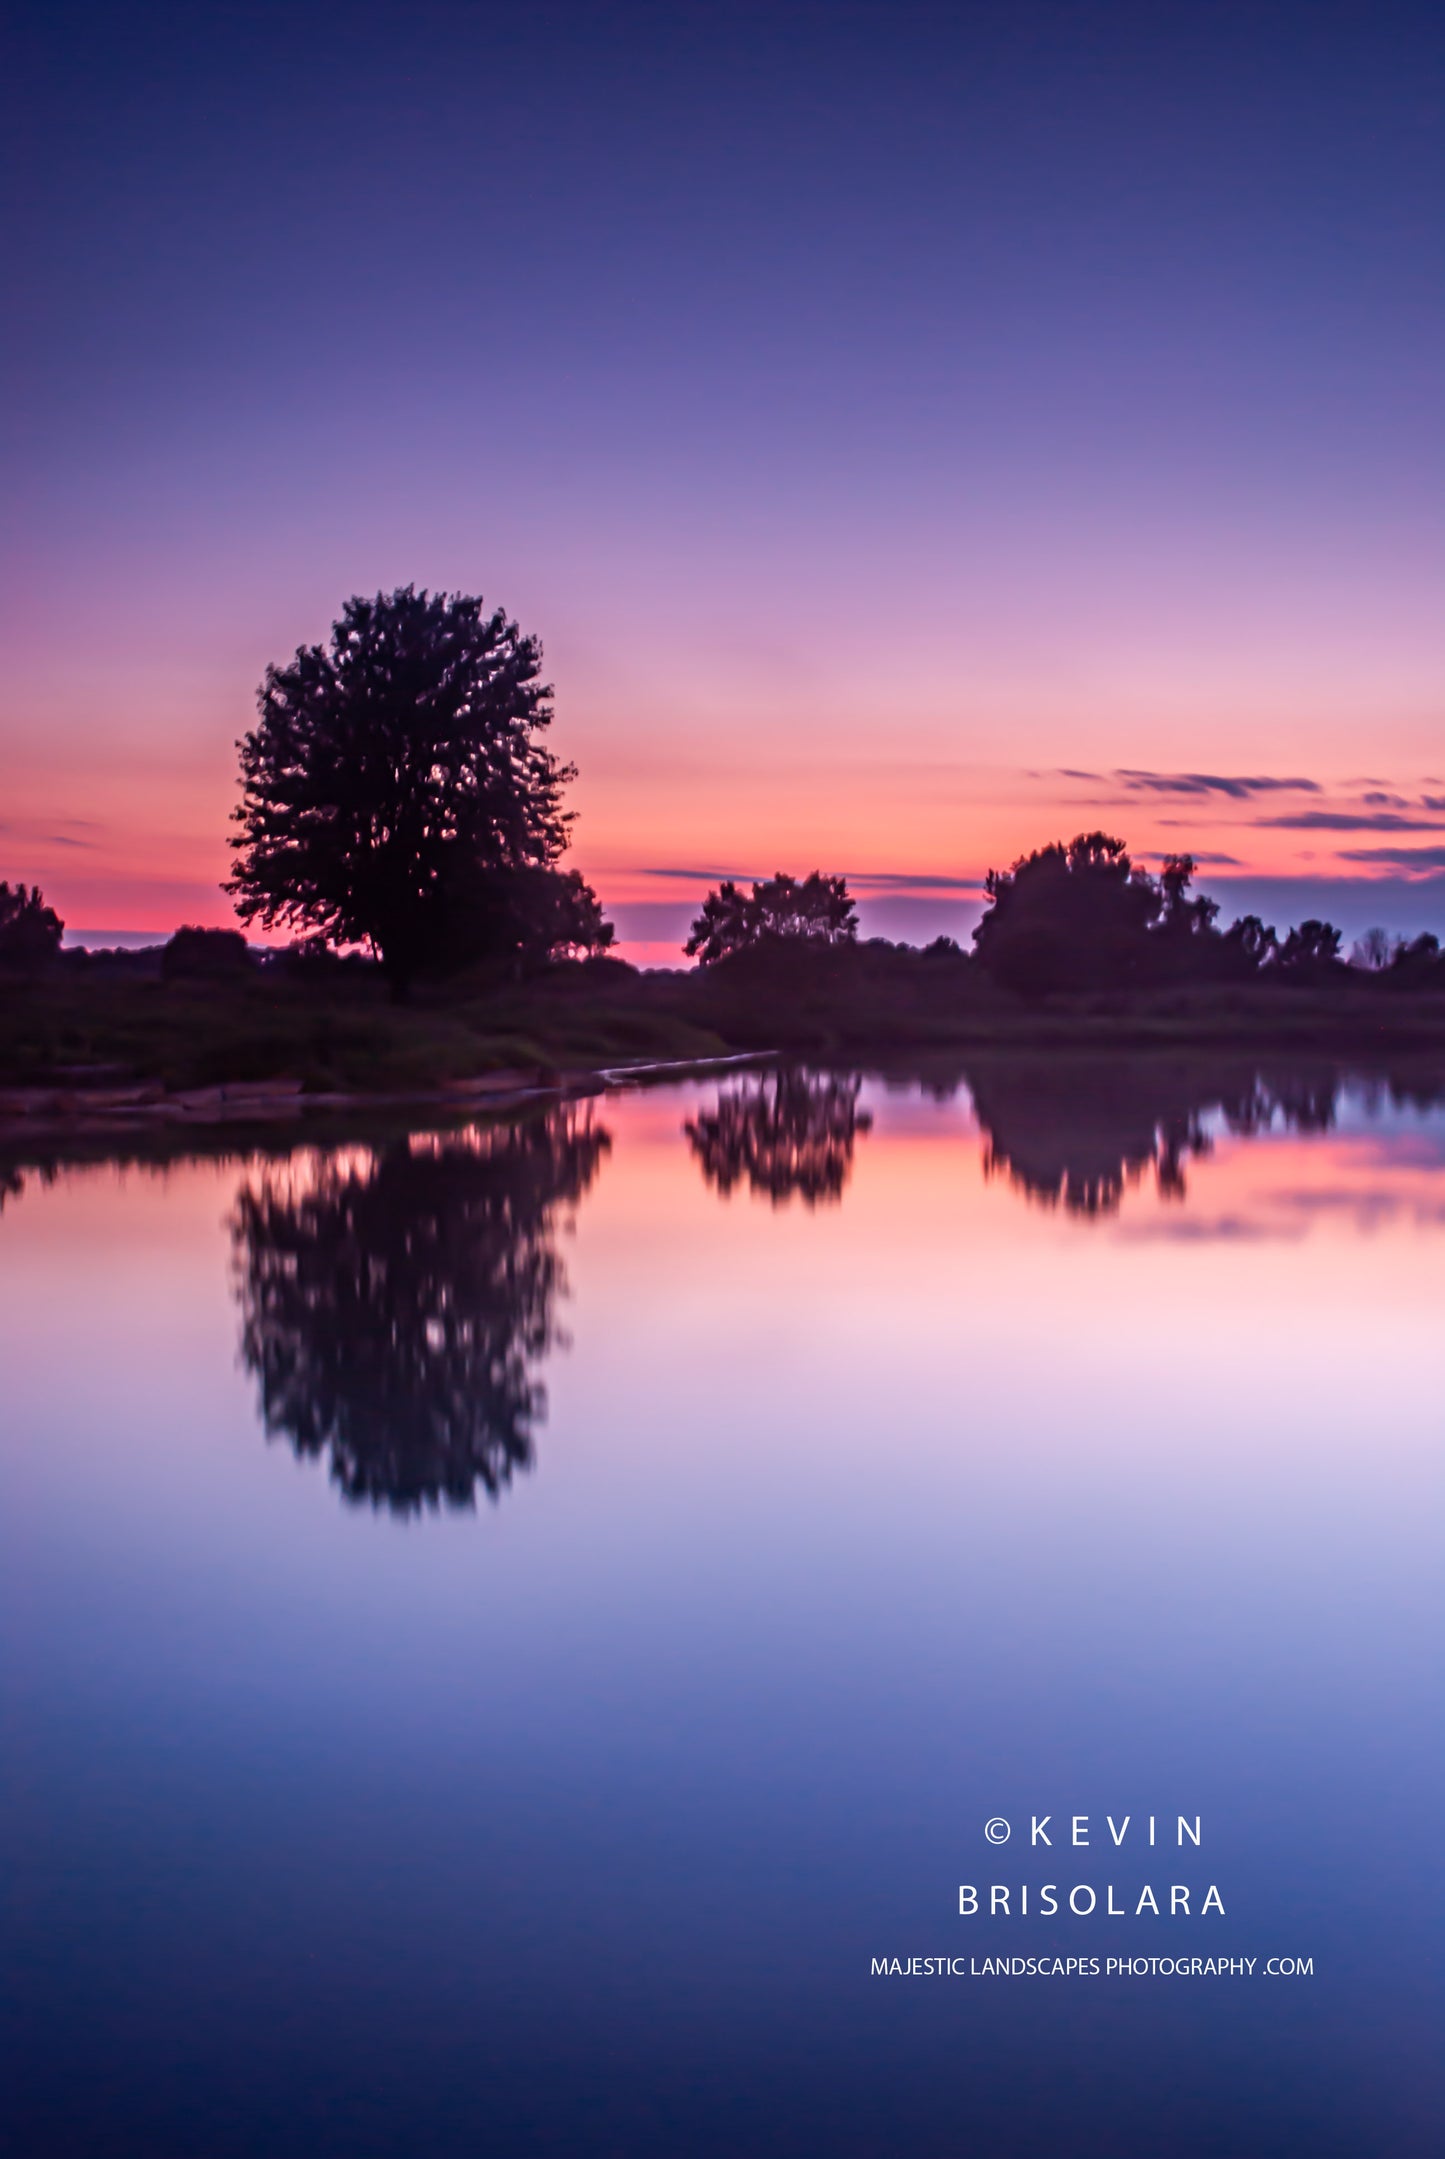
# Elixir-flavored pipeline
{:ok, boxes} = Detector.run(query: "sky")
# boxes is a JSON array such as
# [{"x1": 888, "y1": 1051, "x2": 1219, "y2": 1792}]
[{"x1": 2, "y1": 0, "x2": 1441, "y2": 960}]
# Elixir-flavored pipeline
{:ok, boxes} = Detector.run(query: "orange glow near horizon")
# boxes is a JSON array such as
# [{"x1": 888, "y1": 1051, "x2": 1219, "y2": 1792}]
[
  {"x1": 11, "y1": 741, "x2": 1445, "y2": 943},
  {"x1": 5, "y1": 604, "x2": 1442, "y2": 942}
]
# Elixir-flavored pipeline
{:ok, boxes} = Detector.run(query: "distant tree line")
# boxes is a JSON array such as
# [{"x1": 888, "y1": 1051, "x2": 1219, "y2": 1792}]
[
  {"x1": 681, "y1": 834, "x2": 1444, "y2": 994},
  {"x1": 970, "y1": 832, "x2": 1346, "y2": 993}
]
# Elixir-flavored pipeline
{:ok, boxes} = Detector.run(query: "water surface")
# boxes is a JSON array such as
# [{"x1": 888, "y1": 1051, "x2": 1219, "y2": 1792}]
[{"x1": 2, "y1": 1060, "x2": 1441, "y2": 2155}]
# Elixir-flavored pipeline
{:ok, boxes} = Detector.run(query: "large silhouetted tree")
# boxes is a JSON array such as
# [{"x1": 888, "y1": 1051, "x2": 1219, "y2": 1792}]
[
  {"x1": 230, "y1": 1107, "x2": 610, "y2": 1512},
  {"x1": 226, "y1": 587, "x2": 612, "y2": 991}
]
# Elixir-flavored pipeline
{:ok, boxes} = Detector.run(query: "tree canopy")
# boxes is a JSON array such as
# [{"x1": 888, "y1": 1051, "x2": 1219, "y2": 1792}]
[
  {"x1": 969, "y1": 832, "x2": 1339, "y2": 994},
  {"x1": 685, "y1": 871, "x2": 858, "y2": 965},
  {"x1": 226, "y1": 586, "x2": 612, "y2": 990},
  {"x1": 0, "y1": 882, "x2": 63, "y2": 971}
]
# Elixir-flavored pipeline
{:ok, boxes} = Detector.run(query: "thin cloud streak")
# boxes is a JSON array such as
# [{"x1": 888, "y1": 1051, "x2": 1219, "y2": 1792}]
[
  {"x1": 637, "y1": 865, "x2": 982, "y2": 894},
  {"x1": 1117, "y1": 770, "x2": 1321, "y2": 799},
  {"x1": 1139, "y1": 849, "x2": 1242, "y2": 866},
  {"x1": 1339, "y1": 846, "x2": 1445, "y2": 870},
  {"x1": 1255, "y1": 812, "x2": 1445, "y2": 832}
]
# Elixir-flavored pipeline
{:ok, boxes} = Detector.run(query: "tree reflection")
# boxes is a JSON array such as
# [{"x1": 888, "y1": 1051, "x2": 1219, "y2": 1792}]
[
  {"x1": 966, "y1": 1059, "x2": 1347, "y2": 1216},
  {"x1": 685, "y1": 1067, "x2": 871, "y2": 1205},
  {"x1": 230, "y1": 1106, "x2": 610, "y2": 1512}
]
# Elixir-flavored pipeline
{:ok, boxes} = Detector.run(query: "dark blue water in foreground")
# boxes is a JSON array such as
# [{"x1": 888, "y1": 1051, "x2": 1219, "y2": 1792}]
[{"x1": 1, "y1": 1064, "x2": 1441, "y2": 2155}]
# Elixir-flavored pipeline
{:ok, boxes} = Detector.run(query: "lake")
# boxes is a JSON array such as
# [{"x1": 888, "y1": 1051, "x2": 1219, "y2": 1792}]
[{"x1": 1, "y1": 1058, "x2": 1440, "y2": 2156}]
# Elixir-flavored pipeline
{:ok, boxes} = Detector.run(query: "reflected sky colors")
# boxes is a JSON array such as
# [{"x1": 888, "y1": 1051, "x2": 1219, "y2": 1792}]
[
  {"x1": 4, "y1": 3, "x2": 1444, "y2": 953},
  {"x1": 1, "y1": 1067, "x2": 1442, "y2": 2154}
]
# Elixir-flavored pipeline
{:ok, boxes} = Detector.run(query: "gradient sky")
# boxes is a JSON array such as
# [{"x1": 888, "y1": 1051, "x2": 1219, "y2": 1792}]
[{"x1": 3, "y1": 0, "x2": 1442, "y2": 956}]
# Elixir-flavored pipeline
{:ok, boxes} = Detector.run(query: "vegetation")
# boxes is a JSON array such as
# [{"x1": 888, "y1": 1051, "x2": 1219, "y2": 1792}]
[
  {"x1": 226, "y1": 587, "x2": 612, "y2": 994},
  {"x1": 0, "y1": 882, "x2": 64, "y2": 972},
  {"x1": 161, "y1": 925, "x2": 254, "y2": 981},
  {"x1": 2, "y1": 564, "x2": 1441, "y2": 1105},
  {"x1": 2, "y1": 922, "x2": 1443, "y2": 1111},
  {"x1": 685, "y1": 871, "x2": 858, "y2": 965},
  {"x1": 969, "y1": 831, "x2": 1361, "y2": 992}
]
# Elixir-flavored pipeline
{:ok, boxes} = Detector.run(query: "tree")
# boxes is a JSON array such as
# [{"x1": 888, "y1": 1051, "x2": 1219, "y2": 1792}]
[
  {"x1": 1157, "y1": 854, "x2": 1220, "y2": 939},
  {"x1": 1275, "y1": 919, "x2": 1343, "y2": 976},
  {"x1": 226, "y1": 586, "x2": 612, "y2": 991},
  {"x1": 425, "y1": 861, "x2": 615, "y2": 976},
  {"x1": 972, "y1": 833, "x2": 1178, "y2": 993},
  {"x1": 684, "y1": 871, "x2": 858, "y2": 965},
  {"x1": 1220, "y1": 913, "x2": 1278, "y2": 972},
  {"x1": 1349, "y1": 926, "x2": 1396, "y2": 972},
  {"x1": 0, "y1": 881, "x2": 63, "y2": 971},
  {"x1": 1387, "y1": 931, "x2": 1442, "y2": 986}
]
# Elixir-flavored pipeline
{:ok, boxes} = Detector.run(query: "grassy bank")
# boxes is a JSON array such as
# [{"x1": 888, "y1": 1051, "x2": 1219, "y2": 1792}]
[{"x1": 3, "y1": 942, "x2": 1445, "y2": 1104}]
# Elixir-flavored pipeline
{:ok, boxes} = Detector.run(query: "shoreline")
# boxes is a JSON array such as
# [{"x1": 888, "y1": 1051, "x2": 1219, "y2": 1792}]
[
  {"x1": 3, "y1": 1040, "x2": 1443, "y2": 1159},
  {"x1": 4, "y1": 953, "x2": 1445, "y2": 1144},
  {"x1": 0, "y1": 1052, "x2": 778, "y2": 1143}
]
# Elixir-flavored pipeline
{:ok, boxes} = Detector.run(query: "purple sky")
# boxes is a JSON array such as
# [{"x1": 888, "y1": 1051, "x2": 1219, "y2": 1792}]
[{"x1": 3, "y1": 1, "x2": 1442, "y2": 957}]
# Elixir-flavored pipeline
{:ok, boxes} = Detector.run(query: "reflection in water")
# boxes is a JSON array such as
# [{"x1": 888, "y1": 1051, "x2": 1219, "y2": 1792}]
[
  {"x1": 686, "y1": 1068, "x2": 872, "y2": 1205},
  {"x1": 963, "y1": 1060, "x2": 1429, "y2": 1217},
  {"x1": 230, "y1": 1106, "x2": 610, "y2": 1512}
]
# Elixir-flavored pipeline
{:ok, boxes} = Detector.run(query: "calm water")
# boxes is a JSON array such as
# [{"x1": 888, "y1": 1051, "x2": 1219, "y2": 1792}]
[{"x1": 1, "y1": 1060, "x2": 1440, "y2": 2157}]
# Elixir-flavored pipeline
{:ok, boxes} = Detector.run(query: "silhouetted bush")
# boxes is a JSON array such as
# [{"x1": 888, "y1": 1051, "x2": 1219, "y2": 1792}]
[{"x1": 161, "y1": 925, "x2": 255, "y2": 981}]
